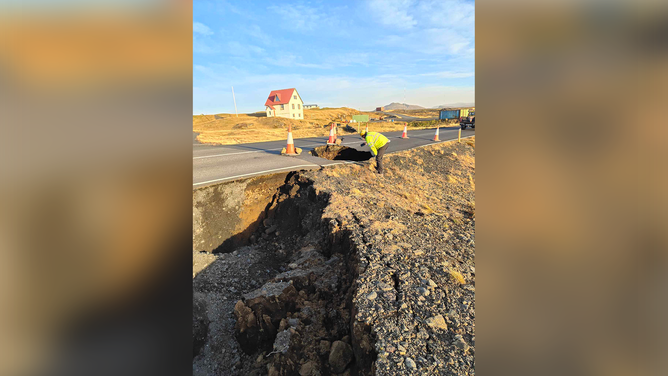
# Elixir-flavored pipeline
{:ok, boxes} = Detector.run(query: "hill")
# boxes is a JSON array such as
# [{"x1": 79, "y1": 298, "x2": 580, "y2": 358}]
[{"x1": 382, "y1": 102, "x2": 426, "y2": 111}]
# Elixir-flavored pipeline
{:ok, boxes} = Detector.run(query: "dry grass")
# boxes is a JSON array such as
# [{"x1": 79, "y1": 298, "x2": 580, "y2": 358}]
[
  {"x1": 318, "y1": 137, "x2": 475, "y2": 252},
  {"x1": 449, "y1": 269, "x2": 467, "y2": 284},
  {"x1": 194, "y1": 107, "x2": 452, "y2": 145},
  {"x1": 194, "y1": 108, "x2": 364, "y2": 145},
  {"x1": 387, "y1": 109, "x2": 440, "y2": 118}
]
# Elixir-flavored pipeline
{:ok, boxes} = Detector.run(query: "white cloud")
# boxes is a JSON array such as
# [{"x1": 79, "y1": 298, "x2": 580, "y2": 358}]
[
  {"x1": 367, "y1": 0, "x2": 474, "y2": 55},
  {"x1": 379, "y1": 27, "x2": 472, "y2": 55},
  {"x1": 267, "y1": 3, "x2": 350, "y2": 32},
  {"x1": 416, "y1": 0, "x2": 475, "y2": 29},
  {"x1": 245, "y1": 24, "x2": 270, "y2": 42},
  {"x1": 367, "y1": 0, "x2": 417, "y2": 29},
  {"x1": 227, "y1": 41, "x2": 265, "y2": 57},
  {"x1": 268, "y1": 4, "x2": 322, "y2": 31},
  {"x1": 193, "y1": 22, "x2": 213, "y2": 36}
]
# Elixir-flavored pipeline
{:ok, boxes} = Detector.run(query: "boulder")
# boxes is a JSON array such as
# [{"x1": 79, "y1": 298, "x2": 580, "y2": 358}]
[{"x1": 329, "y1": 340, "x2": 354, "y2": 373}]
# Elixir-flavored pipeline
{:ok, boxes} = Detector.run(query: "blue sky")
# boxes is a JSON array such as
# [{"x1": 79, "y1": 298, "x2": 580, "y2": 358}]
[{"x1": 193, "y1": 0, "x2": 474, "y2": 114}]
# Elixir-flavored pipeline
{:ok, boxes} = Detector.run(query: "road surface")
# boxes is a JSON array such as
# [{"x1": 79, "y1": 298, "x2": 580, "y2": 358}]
[{"x1": 193, "y1": 127, "x2": 474, "y2": 188}]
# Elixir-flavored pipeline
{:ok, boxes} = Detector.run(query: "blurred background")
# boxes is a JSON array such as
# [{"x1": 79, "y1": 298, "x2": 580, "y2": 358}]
[
  {"x1": 0, "y1": 0, "x2": 192, "y2": 375},
  {"x1": 477, "y1": 0, "x2": 667, "y2": 375}
]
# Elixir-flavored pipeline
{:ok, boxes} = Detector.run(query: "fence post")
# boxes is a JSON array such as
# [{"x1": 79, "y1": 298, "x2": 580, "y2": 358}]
[{"x1": 458, "y1": 128, "x2": 461, "y2": 142}]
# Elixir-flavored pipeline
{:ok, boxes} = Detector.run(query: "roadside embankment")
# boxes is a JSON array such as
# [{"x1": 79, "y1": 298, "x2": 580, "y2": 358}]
[{"x1": 193, "y1": 138, "x2": 475, "y2": 375}]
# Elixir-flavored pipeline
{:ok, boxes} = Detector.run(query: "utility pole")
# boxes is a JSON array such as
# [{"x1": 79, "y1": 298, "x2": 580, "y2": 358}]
[{"x1": 231, "y1": 86, "x2": 238, "y2": 117}]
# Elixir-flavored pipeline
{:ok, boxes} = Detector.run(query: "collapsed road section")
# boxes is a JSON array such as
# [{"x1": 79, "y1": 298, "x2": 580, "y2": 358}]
[{"x1": 193, "y1": 138, "x2": 476, "y2": 376}]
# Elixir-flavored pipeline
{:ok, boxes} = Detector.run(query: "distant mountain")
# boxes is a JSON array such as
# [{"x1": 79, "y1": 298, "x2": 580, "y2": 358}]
[
  {"x1": 431, "y1": 103, "x2": 475, "y2": 109},
  {"x1": 382, "y1": 102, "x2": 425, "y2": 110}
]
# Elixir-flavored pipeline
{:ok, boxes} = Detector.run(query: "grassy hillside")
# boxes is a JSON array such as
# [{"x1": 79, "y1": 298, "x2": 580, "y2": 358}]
[{"x1": 194, "y1": 107, "x2": 409, "y2": 145}]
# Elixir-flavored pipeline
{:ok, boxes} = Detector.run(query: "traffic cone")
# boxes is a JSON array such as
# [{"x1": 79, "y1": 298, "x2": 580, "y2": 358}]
[
  {"x1": 285, "y1": 124, "x2": 297, "y2": 155},
  {"x1": 327, "y1": 123, "x2": 337, "y2": 145},
  {"x1": 401, "y1": 123, "x2": 409, "y2": 139},
  {"x1": 433, "y1": 126, "x2": 440, "y2": 142}
]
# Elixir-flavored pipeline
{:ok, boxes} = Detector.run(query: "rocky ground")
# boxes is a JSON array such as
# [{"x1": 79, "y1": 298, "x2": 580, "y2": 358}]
[{"x1": 193, "y1": 138, "x2": 475, "y2": 375}]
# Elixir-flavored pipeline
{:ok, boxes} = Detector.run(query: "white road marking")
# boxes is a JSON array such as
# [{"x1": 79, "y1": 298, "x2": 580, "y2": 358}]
[
  {"x1": 193, "y1": 164, "x2": 320, "y2": 187},
  {"x1": 193, "y1": 141, "x2": 362, "y2": 159}
]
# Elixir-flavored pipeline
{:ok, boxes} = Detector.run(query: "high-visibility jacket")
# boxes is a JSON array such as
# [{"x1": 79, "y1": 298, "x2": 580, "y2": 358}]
[{"x1": 364, "y1": 132, "x2": 389, "y2": 156}]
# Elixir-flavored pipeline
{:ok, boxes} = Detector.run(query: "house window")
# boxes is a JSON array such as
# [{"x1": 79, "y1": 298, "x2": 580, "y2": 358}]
[
  {"x1": 298, "y1": 113, "x2": 301, "y2": 118},
  {"x1": 292, "y1": 104, "x2": 295, "y2": 109},
  {"x1": 298, "y1": 104, "x2": 301, "y2": 109},
  {"x1": 281, "y1": 105, "x2": 284, "y2": 110},
  {"x1": 294, "y1": 95, "x2": 297, "y2": 99},
  {"x1": 293, "y1": 114, "x2": 295, "y2": 118}
]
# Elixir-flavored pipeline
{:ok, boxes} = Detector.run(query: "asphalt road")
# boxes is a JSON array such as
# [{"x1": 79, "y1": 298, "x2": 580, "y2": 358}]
[{"x1": 193, "y1": 126, "x2": 474, "y2": 188}]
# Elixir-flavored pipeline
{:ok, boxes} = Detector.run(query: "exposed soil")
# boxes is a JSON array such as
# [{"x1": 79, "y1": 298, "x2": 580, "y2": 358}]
[
  {"x1": 193, "y1": 138, "x2": 475, "y2": 375},
  {"x1": 311, "y1": 145, "x2": 373, "y2": 162}
]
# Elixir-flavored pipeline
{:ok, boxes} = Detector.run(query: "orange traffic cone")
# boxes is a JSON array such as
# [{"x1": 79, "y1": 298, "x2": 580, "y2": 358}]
[
  {"x1": 285, "y1": 124, "x2": 297, "y2": 155},
  {"x1": 433, "y1": 126, "x2": 440, "y2": 142},
  {"x1": 401, "y1": 123, "x2": 409, "y2": 139},
  {"x1": 327, "y1": 123, "x2": 337, "y2": 145}
]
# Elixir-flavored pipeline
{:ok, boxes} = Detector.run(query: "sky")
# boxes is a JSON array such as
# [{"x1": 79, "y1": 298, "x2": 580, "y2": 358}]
[{"x1": 193, "y1": 0, "x2": 475, "y2": 114}]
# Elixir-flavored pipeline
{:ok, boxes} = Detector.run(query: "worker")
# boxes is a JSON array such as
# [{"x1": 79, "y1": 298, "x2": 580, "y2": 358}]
[{"x1": 360, "y1": 129, "x2": 390, "y2": 174}]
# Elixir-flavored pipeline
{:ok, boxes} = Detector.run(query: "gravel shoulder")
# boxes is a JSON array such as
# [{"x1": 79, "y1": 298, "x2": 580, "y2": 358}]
[{"x1": 308, "y1": 138, "x2": 476, "y2": 375}]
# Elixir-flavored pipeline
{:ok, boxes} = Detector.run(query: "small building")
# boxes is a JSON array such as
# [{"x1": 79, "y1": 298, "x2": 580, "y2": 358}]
[
  {"x1": 265, "y1": 88, "x2": 304, "y2": 119},
  {"x1": 375, "y1": 107, "x2": 384, "y2": 111},
  {"x1": 303, "y1": 104, "x2": 319, "y2": 109}
]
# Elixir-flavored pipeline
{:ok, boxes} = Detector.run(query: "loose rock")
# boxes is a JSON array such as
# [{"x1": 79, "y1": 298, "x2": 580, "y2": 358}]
[
  {"x1": 329, "y1": 340, "x2": 354, "y2": 373},
  {"x1": 426, "y1": 314, "x2": 448, "y2": 330}
]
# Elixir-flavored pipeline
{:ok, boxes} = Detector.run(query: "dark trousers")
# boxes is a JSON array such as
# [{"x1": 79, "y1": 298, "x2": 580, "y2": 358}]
[{"x1": 376, "y1": 143, "x2": 389, "y2": 173}]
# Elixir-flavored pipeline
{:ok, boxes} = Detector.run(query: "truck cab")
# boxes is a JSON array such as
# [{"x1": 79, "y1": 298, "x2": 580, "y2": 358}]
[{"x1": 460, "y1": 111, "x2": 475, "y2": 129}]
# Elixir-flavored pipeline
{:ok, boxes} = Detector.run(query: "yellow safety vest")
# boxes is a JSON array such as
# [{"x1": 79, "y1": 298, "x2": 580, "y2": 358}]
[{"x1": 364, "y1": 132, "x2": 389, "y2": 156}]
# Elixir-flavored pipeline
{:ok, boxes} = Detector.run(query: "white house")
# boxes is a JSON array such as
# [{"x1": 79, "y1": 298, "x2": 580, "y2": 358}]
[
  {"x1": 265, "y1": 88, "x2": 304, "y2": 119},
  {"x1": 304, "y1": 104, "x2": 319, "y2": 109}
]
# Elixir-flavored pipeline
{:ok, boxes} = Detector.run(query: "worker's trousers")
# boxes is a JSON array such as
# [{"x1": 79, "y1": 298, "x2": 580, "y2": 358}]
[{"x1": 375, "y1": 143, "x2": 389, "y2": 174}]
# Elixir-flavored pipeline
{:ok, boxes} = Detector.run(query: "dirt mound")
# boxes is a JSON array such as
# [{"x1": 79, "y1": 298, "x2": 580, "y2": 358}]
[{"x1": 311, "y1": 145, "x2": 373, "y2": 162}]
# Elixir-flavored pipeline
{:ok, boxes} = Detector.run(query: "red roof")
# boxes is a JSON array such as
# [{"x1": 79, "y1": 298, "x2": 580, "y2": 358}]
[{"x1": 265, "y1": 88, "x2": 298, "y2": 110}]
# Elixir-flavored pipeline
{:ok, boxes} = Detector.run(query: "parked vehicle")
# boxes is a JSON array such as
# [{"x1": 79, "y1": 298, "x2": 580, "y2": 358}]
[{"x1": 460, "y1": 111, "x2": 475, "y2": 129}]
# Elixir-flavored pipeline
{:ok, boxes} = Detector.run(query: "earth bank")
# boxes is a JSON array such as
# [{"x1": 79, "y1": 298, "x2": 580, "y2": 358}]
[{"x1": 193, "y1": 138, "x2": 475, "y2": 375}]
